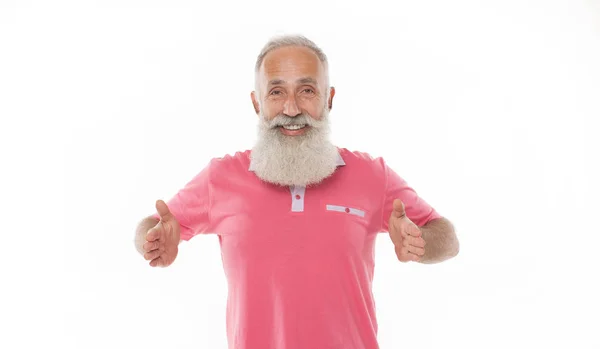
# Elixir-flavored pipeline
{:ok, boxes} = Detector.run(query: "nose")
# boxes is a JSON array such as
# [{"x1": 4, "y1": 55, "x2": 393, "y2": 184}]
[{"x1": 283, "y1": 95, "x2": 301, "y2": 117}]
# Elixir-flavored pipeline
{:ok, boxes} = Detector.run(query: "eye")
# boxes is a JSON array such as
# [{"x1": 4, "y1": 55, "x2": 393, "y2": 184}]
[{"x1": 302, "y1": 88, "x2": 315, "y2": 94}]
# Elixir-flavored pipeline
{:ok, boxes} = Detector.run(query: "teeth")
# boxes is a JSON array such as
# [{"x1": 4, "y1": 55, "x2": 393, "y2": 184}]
[{"x1": 282, "y1": 124, "x2": 306, "y2": 130}]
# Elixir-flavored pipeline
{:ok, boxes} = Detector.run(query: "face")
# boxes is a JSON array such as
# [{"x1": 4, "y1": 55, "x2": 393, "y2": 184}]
[
  {"x1": 251, "y1": 45, "x2": 335, "y2": 136},
  {"x1": 249, "y1": 45, "x2": 340, "y2": 187}
]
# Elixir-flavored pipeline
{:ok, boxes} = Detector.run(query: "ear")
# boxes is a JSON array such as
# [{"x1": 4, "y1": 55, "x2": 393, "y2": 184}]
[
  {"x1": 251, "y1": 91, "x2": 260, "y2": 115},
  {"x1": 327, "y1": 86, "x2": 336, "y2": 110}
]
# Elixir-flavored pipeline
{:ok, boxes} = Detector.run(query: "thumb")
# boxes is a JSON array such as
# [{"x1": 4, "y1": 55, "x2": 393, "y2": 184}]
[
  {"x1": 155, "y1": 199, "x2": 175, "y2": 222},
  {"x1": 392, "y1": 199, "x2": 406, "y2": 219}
]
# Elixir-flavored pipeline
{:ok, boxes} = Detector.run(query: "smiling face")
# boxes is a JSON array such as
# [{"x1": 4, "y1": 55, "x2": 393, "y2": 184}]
[
  {"x1": 251, "y1": 45, "x2": 335, "y2": 136},
  {"x1": 249, "y1": 45, "x2": 340, "y2": 187}
]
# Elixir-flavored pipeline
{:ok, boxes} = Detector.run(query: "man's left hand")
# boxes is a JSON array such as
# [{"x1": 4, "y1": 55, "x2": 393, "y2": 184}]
[{"x1": 389, "y1": 199, "x2": 426, "y2": 262}]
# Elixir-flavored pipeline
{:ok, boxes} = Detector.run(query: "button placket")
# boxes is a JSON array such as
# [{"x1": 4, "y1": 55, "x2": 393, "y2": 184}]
[{"x1": 290, "y1": 185, "x2": 306, "y2": 212}]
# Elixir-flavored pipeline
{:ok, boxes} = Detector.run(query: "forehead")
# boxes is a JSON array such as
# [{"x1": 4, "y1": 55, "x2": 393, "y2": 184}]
[{"x1": 259, "y1": 46, "x2": 325, "y2": 85}]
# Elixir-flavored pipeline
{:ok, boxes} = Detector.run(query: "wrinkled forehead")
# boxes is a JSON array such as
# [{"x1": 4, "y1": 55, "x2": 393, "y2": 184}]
[{"x1": 258, "y1": 46, "x2": 327, "y2": 88}]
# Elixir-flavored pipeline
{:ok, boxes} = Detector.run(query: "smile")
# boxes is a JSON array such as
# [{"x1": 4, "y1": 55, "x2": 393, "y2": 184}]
[
  {"x1": 280, "y1": 124, "x2": 307, "y2": 130},
  {"x1": 278, "y1": 124, "x2": 310, "y2": 136}
]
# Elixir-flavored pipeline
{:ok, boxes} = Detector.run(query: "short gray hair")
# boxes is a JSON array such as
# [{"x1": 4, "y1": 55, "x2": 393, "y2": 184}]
[
  {"x1": 254, "y1": 35, "x2": 330, "y2": 96},
  {"x1": 255, "y1": 35, "x2": 329, "y2": 72}
]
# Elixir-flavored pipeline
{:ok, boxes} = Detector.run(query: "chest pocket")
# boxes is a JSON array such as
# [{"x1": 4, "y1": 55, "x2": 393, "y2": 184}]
[{"x1": 320, "y1": 202, "x2": 373, "y2": 251}]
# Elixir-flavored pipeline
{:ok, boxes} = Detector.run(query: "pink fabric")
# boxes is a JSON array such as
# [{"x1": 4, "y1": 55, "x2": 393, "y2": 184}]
[{"x1": 152, "y1": 148, "x2": 442, "y2": 349}]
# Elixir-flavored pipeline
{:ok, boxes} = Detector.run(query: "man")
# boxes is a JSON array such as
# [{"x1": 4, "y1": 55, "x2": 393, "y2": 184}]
[{"x1": 134, "y1": 35, "x2": 459, "y2": 349}]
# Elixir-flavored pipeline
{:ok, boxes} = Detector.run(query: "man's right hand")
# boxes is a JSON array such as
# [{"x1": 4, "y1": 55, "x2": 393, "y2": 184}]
[{"x1": 143, "y1": 200, "x2": 181, "y2": 267}]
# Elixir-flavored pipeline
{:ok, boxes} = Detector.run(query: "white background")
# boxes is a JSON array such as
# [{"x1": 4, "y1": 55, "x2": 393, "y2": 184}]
[{"x1": 1, "y1": 0, "x2": 599, "y2": 348}]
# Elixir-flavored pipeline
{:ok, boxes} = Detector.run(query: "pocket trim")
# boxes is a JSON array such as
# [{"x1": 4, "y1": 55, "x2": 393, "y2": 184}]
[{"x1": 326, "y1": 204, "x2": 366, "y2": 218}]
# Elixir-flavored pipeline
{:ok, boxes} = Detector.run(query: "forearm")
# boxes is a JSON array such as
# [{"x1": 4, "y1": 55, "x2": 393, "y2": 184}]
[
  {"x1": 419, "y1": 217, "x2": 459, "y2": 264},
  {"x1": 134, "y1": 216, "x2": 159, "y2": 255}
]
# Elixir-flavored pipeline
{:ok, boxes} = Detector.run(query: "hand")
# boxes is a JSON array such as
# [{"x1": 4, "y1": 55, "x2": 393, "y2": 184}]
[
  {"x1": 389, "y1": 199, "x2": 426, "y2": 262},
  {"x1": 143, "y1": 200, "x2": 181, "y2": 267}
]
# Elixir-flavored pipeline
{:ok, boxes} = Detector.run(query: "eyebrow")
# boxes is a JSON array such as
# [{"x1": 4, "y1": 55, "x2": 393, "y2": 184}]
[{"x1": 268, "y1": 77, "x2": 319, "y2": 86}]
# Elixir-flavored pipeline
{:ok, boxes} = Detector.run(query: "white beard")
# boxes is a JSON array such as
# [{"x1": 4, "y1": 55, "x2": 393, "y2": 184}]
[{"x1": 250, "y1": 108, "x2": 340, "y2": 187}]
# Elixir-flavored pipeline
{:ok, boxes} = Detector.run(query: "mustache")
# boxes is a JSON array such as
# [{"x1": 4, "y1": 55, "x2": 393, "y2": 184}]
[{"x1": 267, "y1": 114, "x2": 314, "y2": 129}]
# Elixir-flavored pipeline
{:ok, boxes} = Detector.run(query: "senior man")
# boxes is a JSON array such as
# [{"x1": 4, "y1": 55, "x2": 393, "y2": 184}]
[{"x1": 134, "y1": 35, "x2": 459, "y2": 349}]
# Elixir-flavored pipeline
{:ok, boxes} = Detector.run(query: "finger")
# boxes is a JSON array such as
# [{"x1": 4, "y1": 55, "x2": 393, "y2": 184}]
[
  {"x1": 399, "y1": 227, "x2": 408, "y2": 238},
  {"x1": 392, "y1": 199, "x2": 406, "y2": 219},
  {"x1": 403, "y1": 236, "x2": 426, "y2": 248},
  {"x1": 407, "y1": 245, "x2": 425, "y2": 256},
  {"x1": 394, "y1": 246, "x2": 411, "y2": 262},
  {"x1": 399, "y1": 226, "x2": 420, "y2": 238},
  {"x1": 395, "y1": 244, "x2": 422, "y2": 262},
  {"x1": 156, "y1": 199, "x2": 175, "y2": 222},
  {"x1": 146, "y1": 226, "x2": 162, "y2": 242},
  {"x1": 143, "y1": 241, "x2": 160, "y2": 252},
  {"x1": 149, "y1": 257, "x2": 162, "y2": 267},
  {"x1": 408, "y1": 252, "x2": 421, "y2": 262},
  {"x1": 144, "y1": 250, "x2": 161, "y2": 261},
  {"x1": 406, "y1": 225, "x2": 422, "y2": 237}
]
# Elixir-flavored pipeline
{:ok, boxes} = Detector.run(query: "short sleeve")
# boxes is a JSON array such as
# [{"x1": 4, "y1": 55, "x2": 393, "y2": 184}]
[
  {"x1": 380, "y1": 160, "x2": 442, "y2": 231},
  {"x1": 151, "y1": 160, "x2": 213, "y2": 241}
]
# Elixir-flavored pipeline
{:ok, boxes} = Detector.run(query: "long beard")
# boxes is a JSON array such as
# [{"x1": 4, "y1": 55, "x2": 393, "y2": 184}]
[{"x1": 250, "y1": 108, "x2": 340, "y2": 187}]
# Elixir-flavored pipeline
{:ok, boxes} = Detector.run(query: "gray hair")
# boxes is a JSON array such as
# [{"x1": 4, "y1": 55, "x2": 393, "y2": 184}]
[{"x1": 254, "y1": 35, "x2": 330, "y2": 98}]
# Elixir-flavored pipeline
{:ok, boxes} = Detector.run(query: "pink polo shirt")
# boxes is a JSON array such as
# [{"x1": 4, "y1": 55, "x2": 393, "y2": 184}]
[{"x1": 152, "y1": 147, "x2": 441, "y2": 349}]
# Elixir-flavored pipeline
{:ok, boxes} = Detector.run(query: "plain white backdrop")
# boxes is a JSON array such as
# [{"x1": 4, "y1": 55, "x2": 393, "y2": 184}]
[{"x1": 1, "y1": 0, "x2": 599, "y2": 348}]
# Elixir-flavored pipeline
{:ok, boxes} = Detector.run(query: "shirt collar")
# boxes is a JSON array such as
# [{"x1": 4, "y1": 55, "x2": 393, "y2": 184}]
[{"x1": 248, "y1": 150, "x2": 345, "y2": 171}]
